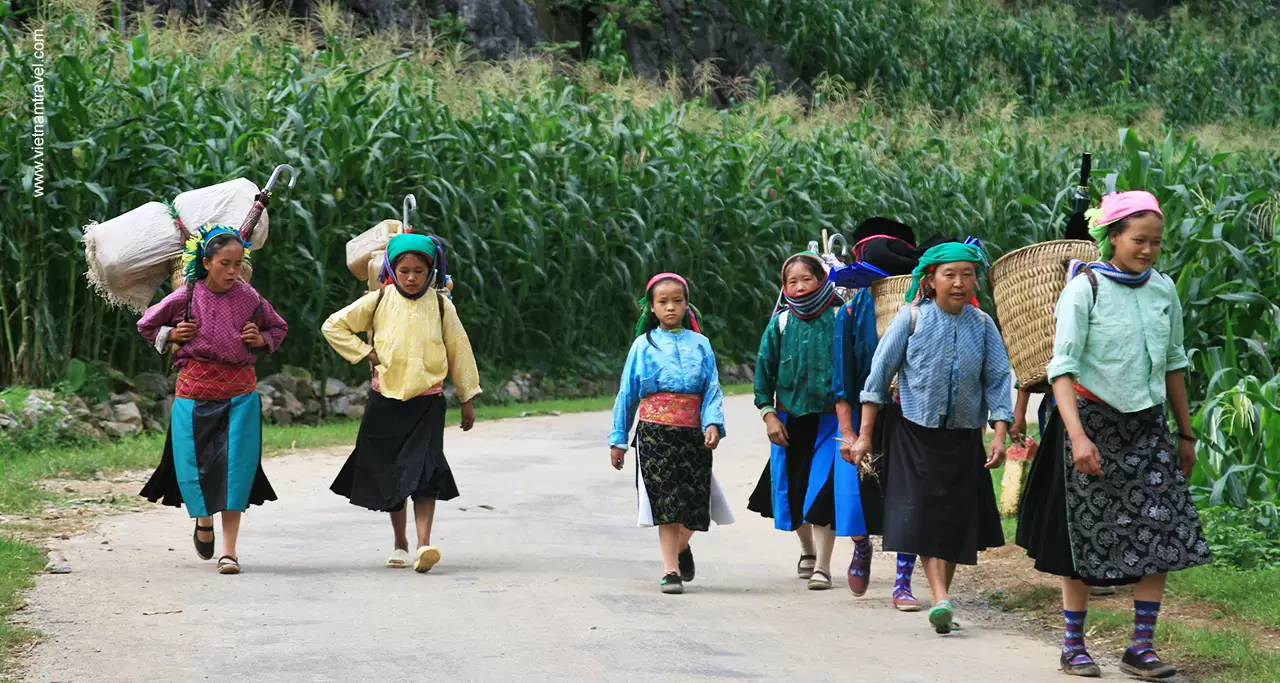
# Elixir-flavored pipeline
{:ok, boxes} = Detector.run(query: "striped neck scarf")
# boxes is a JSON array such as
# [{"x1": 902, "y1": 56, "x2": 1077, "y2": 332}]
[
  {"x1": 780, "y1": 253, "x2": 841, "y2": 320},
  {"x1": 1067, "y1": 259, "x2": 1153, "y2": 288},
  {"x1": 783, "y1": 281, "x2": 841, "y2": 319}
]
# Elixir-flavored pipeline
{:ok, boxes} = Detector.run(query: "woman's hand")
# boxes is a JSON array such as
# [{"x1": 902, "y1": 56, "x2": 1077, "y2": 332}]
[
  {"x1": 847, "y1": 435, "x2": 873, "y2": 467},
  {"x1": 704, "y1": 427, "x2": 721, "y2": 450},
  {"x1": 838, "y1": 433, "x2": 857, "y2": 465},
  {"x1": 764, "y1": 412, "x2": 789, "y2": 448},
  {"x1": 1070, "y1": 434, "x2": 1103, "y2": 476},
  {"x1": 1011, "y1": 415, "x2": 1027, "y2": 442},
  {"x1": 366, "y1": 350, "x2": 381, "y2": 367},
  {"x1": 460, "y1": 400, "x2": 476, "y2": 431},
  {"x1": 170, "y1": 321, "x2": 197, "y2": 345},
  {"x1": 240, "y1": 322, "x2": 266, "y2": 349},
  {"x1": 610, "y1": 447, "x2": 626, "y2": 470},
  {"x1": 1178, "y1": 436, "x2": 1197, "y2": 478},
  {"x1": 986, "y1": 437, "x2": 1007, "y2": 470}
]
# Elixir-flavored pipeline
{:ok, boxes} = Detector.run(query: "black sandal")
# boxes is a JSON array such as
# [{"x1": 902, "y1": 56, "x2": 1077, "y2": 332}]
[
  {"x1": 796, "y1": 554, "x2": 817, "y2": 579},
  {"x1": 217, "y1": 555, "x2": 241, "y2": 575},
  {"x1": 193, "y1": 522, "x2": 215, "y2": 561}
]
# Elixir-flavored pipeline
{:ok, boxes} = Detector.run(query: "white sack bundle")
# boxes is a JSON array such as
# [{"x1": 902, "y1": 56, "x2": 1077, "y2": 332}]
[
  {"x1": 346, "y1": 219, "x2": 403, "y2": 278},
  {"x1": 83, "y1": 201, "x2": 178, "y2": 313},
  {"x1": 173, "y1": 177, "x2": 270, "y2": 248},
  {"x1": 82, "y1": 178, "x2": 268, "y2": 313}
]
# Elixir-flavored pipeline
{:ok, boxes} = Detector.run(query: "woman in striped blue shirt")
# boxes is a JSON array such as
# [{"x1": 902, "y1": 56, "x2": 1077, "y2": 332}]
[{"x1": 848, "y1": 241, "x2": 1013, "y2": 635}]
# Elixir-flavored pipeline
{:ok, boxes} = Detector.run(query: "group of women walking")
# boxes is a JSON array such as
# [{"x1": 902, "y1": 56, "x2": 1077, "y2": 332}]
[{"x1": 132, "y1": 188, "x2": 1207, "y2": 680}]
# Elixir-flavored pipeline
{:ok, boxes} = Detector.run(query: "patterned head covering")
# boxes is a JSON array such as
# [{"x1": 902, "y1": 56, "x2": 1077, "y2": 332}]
[
  {"x1": 905, "y1": 240, "x2": 987, "y2": 303},
  {"x1": 181, "y1": 224, "x2": 250, "y2": 282},
  {"x1": 1084, "y1": 191, "x2": 1164, "y2": 261},
  {"x1": 635, "y1": 272, "x2": 703, "y2": 337}
]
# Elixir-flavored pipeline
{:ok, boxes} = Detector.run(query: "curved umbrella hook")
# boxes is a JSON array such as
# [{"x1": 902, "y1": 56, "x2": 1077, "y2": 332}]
[
  {"x1": 264, "y1": 164, "x2": 298, "y2": 194},
  {"x1": 826, "y1": 233, "x2": 848, "y2": 258},
  {"x1": 402, "y1": 194, "x2": 417, "y2": 232}
]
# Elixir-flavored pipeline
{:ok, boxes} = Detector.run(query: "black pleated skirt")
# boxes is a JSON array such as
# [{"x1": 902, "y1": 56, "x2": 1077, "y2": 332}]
[
  {"x1": 882, "y1": 415, "x2": 1004, "y2": 565},
  {"x1": 331, "y1": 391, "x2": 459, "y2": 512}
]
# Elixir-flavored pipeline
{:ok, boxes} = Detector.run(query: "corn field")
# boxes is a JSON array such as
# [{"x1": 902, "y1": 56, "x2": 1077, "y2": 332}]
[
  {"x1": 1, "y1": 6, "x2": 1277, "y2": 405},
  {"x1": 727, "y1": 0, "x2": 1280, "y2": 125}
]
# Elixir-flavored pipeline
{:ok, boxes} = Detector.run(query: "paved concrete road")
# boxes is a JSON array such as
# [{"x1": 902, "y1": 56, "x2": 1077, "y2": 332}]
[{"x1": 19, "y1": 395, "x2": 1058, "y2": 683}]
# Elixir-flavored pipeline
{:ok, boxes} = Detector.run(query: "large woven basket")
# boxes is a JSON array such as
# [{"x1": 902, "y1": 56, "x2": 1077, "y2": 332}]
[
  {"x1": 871, "y1": 275, "x2": 913, "y2": 337},
  {"x1": 989, "y1": 239, "x2": 1099, "y2": 392}
]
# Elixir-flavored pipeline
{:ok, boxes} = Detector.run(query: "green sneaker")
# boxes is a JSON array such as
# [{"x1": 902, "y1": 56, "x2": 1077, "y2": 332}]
[{"x1": 661, "y1": 572, "x2": 684, "y2": 595}]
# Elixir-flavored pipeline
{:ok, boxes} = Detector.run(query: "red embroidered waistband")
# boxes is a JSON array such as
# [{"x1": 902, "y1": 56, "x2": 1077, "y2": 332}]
[
  {"x1": 1073, "y1": 382, "x2": 1104, "y2": 405},
  {"x1": 639, "y1": 393, "x2": 702, "y2": 429},
  {"x1": 176, "y1": 361, "x2": 256, "y2": 401}
]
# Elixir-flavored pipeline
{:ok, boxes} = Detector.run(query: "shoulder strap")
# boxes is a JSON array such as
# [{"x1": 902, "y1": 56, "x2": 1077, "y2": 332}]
[
  {"x1": 778, "y1": 310, "x2": 789, "y2": 334},
  {"x1": 368, "y1": 286, "x2": 387, "y2": 350},
  {"x1": 909, "y1": 303, "x2": 919, "y2": 335},
  {"x1": 1082, "y1": 265, "x2": 1099, "y2": 306}
]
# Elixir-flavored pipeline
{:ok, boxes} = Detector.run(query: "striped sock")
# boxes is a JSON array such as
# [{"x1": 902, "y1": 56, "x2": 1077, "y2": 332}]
[
  {"x1": 893, "y1": 553, "x2": 916, "y2": 597},
  {"x1": 850, "y1": 537, "x2": 872, "y2": 577},
  {"x1": 1129, "y1": 600, "x2": 1161, "y2": 660},
  {"x1": 1063, "y1": 609, "x2": 1089, "y2": 660}
]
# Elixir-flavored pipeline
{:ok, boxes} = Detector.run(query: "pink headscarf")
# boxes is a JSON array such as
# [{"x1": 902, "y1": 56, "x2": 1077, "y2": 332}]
[{"x1": 1089, "y1": 191, "x2": 1163, "y2": 260}]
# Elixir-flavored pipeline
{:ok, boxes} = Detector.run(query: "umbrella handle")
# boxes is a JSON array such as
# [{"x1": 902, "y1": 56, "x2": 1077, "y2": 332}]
[
  {"x1": 402, "y1": 194, "x2": 417, "y2": 233},
  {"x1": 264, "y1": 164, "x2": 297, "y2": 193},
  {"x1": 241, "y1": 164, "x2": 299, "y2": 242},
  {"x1": 826, "y1": 233, "x2": 848, "y2": 258}
]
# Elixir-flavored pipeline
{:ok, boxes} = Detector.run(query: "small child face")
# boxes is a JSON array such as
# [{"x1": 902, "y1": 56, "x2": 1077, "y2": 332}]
[
  {"x1": 394, "y1": 253, "x2": 430, "y2": 295},
  {"x1": 649, "y1": 280, "x2": 689, "y2": 330},
  {"x1": 784, "y1": 261, "x2": 821, "y2": 297},
  {"x1": 202, "y1": 242, "x2": 245, "y2": 293}
]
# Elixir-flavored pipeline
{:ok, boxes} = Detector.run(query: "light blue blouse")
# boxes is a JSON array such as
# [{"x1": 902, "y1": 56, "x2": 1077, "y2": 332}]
[
  {"x1": 609, "y1": 328, "x2": 726, "y2": 449},
  {"x1": 861, "y1": 300, "x2": 1015, "y2": 430}
]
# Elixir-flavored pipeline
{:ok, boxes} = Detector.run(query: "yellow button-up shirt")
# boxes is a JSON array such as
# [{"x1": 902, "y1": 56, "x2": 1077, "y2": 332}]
[{"x1": 322, "y1": 287, "x2": 482, "y2": 403}]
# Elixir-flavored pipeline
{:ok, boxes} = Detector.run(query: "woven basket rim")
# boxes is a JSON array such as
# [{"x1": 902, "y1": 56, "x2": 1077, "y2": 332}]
[{"x1": 989, "y1": 239, "x2": 1096, "y2": 279}]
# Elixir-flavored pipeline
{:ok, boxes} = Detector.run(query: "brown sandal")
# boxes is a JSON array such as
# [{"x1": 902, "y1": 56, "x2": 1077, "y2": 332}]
[{"x1": 216, "y1": 556, "x2": 240, "y2": 575}]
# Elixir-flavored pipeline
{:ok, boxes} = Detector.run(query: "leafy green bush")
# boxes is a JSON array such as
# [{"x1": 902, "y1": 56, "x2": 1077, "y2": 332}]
[{"x1": 1199, "y1": 501, "x2": 1280, "y2": 571}]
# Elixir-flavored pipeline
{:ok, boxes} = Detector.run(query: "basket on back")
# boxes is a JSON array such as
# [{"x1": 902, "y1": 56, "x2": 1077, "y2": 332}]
[
  {"x1": 871, "y1": 275, "x2": 913, "y2": 336},
  {"x1": 989, "y1": 239, "x2": 1099, "y2": 392}
]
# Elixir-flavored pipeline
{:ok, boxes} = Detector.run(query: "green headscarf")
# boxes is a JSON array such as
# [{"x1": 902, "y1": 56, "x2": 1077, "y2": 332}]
[
  {"x1": 904, "y1": 242, "x2": 988, "y2": 302},
  {"x1": 385, "y1": 233, "x2": 437, "y2": 270}
]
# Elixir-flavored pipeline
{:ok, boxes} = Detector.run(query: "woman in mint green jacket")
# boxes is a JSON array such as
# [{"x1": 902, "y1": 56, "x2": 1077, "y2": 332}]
[{"x1": 1016, "y1": 191, "x2": 1210, "y2": 680}]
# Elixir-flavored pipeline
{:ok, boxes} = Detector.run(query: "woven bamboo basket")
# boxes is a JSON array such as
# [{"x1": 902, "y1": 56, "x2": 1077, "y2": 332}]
[
  {"x1": 871, "y1": 274, "x2": 913, "y2": 336},
  {"x1": 989, "y1": 239, "x2": 1099, "y2": 392}
]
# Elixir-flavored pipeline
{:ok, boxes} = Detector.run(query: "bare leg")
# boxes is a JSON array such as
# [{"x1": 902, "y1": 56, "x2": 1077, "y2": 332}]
[
  {"x1": 220, "y1": 511, "x2": 241, "y2": 559},
  {"x1": 921, "y1": 557, "x2": 955, "y2": 604},
  {"x1": 389, "y1": 502, "x2": 409, "y2": 551},
  {"x1": 1133, "y1": 573, "x2": 1167, "y2": 602},
  {"x1": 658, "y1": 524, "x2": 682, "y2": 574},
  {"x1": 1062, "y1": 577, "x2": 1091, "y2": 611},
  {"x1": 813, "y1": 525, "x2": 836, "y2": 575},
  {"x1": 413, "y1": 498, "x2": 436, "y2": 549}
]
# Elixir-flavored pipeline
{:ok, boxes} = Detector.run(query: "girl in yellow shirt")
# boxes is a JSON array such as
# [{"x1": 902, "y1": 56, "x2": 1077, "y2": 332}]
[{"x1": 322, "y1": 233, "x2": 482, "y2": 573}]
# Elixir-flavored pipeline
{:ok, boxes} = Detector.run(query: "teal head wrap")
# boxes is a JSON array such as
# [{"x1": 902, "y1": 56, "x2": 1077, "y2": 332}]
[{"x1": 904, "y1": 241, "x2": 988, "y2": 302}]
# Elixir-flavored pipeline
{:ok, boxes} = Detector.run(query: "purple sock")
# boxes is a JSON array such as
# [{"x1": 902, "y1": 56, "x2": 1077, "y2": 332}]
[
  {"x1": 1063, "y1": 609, "x2": 1090, "y2": 661},
  {"x1": 893, "y1": 553, "x2": 916, "y2": 596},
  {"x1": 1128, "y1": 600, "x2": 1161, "y2": 660}
]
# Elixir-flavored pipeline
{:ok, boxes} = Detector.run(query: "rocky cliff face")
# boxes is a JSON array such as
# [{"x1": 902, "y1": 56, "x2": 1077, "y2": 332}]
[{"x1": 123, "y1": 0, "x2": 806, "y2": 99}]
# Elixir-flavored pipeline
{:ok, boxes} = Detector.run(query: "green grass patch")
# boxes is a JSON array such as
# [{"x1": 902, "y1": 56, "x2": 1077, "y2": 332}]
[
  {"x1": 1086, "y1": 605, "x2": 1280, "y2": 683},
  {"x1": 1168, "y1": 565, "x2": 1280, "y2": 630},
  {"x1": 0, "y1": 537, "x2": 45, "y2": 673}
]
